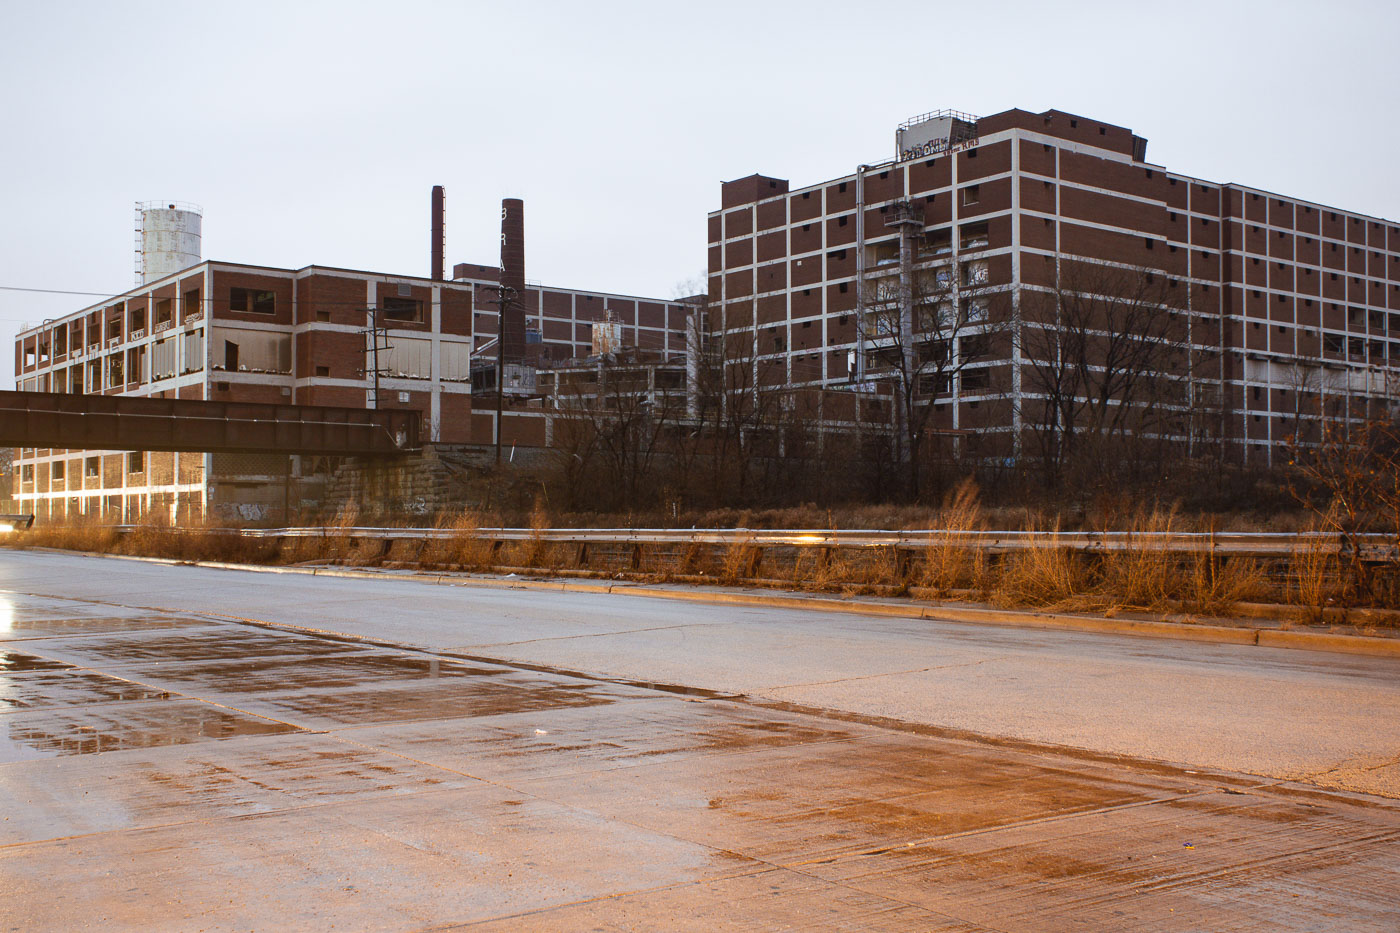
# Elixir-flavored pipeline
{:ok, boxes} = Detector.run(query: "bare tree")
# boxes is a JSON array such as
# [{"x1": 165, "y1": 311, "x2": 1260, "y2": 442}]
[
  {"x1": 859, "y1": 207, "x2": 1009, "y2": 500},
  {"x1": 547, "y1": 352, "x2": 687, "y2": 513},
  {"x1": 1019, "y1": 261, "x2": 1192, "y2": 492},
  {"x1": 1288, "y1": 416, "x2": 1400, "y2": 606}
]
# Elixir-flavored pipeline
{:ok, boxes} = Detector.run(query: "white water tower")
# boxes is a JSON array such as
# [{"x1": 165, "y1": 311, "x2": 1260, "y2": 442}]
[{"x1": 135, "y1": 201, "x2": 202, "y2": 285}]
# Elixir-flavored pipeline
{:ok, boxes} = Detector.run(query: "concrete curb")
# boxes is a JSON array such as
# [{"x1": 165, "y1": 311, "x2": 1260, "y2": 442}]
[{"x1": 15, "y1": 547, "x2": 1400, "y2": 659}]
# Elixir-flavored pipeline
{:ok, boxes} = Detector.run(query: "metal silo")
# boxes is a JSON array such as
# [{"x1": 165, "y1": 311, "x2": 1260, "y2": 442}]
[{"x1": 135, "y1": 201, "x2": 202, "y2": 285}]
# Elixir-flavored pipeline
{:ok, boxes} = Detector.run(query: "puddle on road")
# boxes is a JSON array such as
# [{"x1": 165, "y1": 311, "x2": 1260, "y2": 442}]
[
  {"x1": 0, "y1": 700, "x2": 299, "y2": 763},
  {"x1": 0, "y1": 616, "x2": 203, "y2": 639},
  {"x1": 39, "y1": 628, "x2": 372, "y2": 665},
  {"x1": 0, "y1": 650, "x2": 74, "y2": 673},
  {"x1": 254, "y1": 678, "x2": 621, "y2": 726},
  {"x1": 0, "y1": 669, "x2": 169, "y2": 709},
  {"x1": 116, "y1": 653, "x2": 512, "y2": 694}
]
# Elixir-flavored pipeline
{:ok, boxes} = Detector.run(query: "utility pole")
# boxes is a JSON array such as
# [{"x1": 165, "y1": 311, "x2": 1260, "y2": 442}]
[{"x1": 479, "y1": 283, "x2": 517, "y2": 466}]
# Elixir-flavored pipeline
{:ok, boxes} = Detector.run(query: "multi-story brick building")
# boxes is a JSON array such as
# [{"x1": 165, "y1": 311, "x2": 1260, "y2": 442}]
[
  {"x1": 13, "y1": 258, "x2": 692, "y2": 521},
  {"x1": 707, "y1": 107, "x2": 1400, "y2": 471}
]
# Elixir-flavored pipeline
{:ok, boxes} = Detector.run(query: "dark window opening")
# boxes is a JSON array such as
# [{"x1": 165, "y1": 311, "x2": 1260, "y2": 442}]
[
  {"x1": 315, "y1": 365, "x2": 330, "y2": 377},
  {"x1": 230, "y1": 287, "x2": 276, "y2": 314},
  {"x1": 381, "y1": 296, "x2": 422, "y2": 322}
]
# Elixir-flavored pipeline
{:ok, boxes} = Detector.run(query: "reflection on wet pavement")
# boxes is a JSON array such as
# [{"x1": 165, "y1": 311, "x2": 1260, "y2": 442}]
[{"x1": 1, "y1": 587, "x2": 1398, "y2": 931}]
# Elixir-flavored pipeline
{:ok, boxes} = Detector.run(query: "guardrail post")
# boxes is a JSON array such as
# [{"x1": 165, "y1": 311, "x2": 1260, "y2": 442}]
[
  {"x1": 631, "y1": 543, "x2": 643, "y2": 570},
  {"x1": 894, "y1": 546, "x2": 912, "y2": 582},
  {"x1": 746, "y1": 546, "x2": 763, "y2": 579},
  {"x1": 576, "y1": 542, "x2": 590, "y2": 568}
]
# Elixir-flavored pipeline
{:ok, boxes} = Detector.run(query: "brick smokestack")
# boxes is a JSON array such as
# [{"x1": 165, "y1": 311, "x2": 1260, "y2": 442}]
[
  {"x1": 499, "y1": 197, "x2": 526, "y2": 363},
  {"x1": 430, "y1": 185, "x2": 445, "y2": 280}
]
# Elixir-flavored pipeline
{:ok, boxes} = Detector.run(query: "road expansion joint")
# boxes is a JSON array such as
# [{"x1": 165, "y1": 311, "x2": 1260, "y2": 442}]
[
  {"x1": 455, "y1": 619, "x2": 734, "y2": 650},
  {"x1": 761, "y1": 656, "x2": 1009, "y2": 691}
]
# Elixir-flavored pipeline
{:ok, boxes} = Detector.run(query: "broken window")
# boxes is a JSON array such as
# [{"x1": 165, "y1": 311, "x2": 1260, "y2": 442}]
[
  {"x1": 918, "y1": 371, "x2": 952, "y2": 395},
  {"x1": 183, "y1": 288, "x2": 201, "y2": 319},
  {"x1": 922, "y1": 229, "x2": 953, "y2": 257},
  {"x1": 85, "y1": 456, "x2": 99, "y2": 478},
  {"x1": 962, "y1": 184, "x2": 980, "y2": 206},
  {"x1": 127, "y1": 452, "x2": 143, "y2": 474},
  {"x1": 128, "y1": 346, "x2": 147, "y2": 383},
  {"x1": 962, "y1": 262, "x2": 989, "y2": 287},
  {"x1": 962, "y1": 368, "x2": 991, "y2": 391},
  {"x1": 154, "y1": 298, "x2": 172, "y2": 328},
  {"x1": 380, "y1": 296, "x2": 422, "y2": 323},
  {"x1": 230, "y1": 287, "x2": 276, "y2": 314},
  {"x1": 212, "y1": 330, "x2": 287, "y2": 372},
  {"x1": 961, "y1": 334, "x2": 991, "y2": 360},
  {"x1": 959, "y1": 221, "x2": 989, "y2": 250}
]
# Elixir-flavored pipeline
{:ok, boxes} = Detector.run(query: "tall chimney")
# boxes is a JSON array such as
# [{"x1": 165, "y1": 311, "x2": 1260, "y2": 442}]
[
  {"x1": 499, "y1": 197, "x2": 526, "y2": 363},
  {"x1": 430, "y1": 185, "x2": 445, "y2": 280}
]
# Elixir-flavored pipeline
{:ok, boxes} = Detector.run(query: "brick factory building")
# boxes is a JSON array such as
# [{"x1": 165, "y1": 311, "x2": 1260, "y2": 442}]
[
  {"x1": 13, "y1": 252, "x2": 692, "y2": 522},
  {"x1": 706, "y1": 107, "x2": 1400, "y2": 477}
]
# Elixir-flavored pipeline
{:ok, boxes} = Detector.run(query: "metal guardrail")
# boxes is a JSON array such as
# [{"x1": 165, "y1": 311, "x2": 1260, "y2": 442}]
[{"x1": 100, "y1": 525, "x2": 1398, "y2": 559}]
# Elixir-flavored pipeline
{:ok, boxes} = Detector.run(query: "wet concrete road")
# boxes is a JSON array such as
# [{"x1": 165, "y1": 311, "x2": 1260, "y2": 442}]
[{"x1": 2, "y1": 553, "x2": 1399, "y2": 930}]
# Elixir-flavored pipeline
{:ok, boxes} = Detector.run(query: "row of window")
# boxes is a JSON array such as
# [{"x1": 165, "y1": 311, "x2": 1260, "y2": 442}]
[{"x1": 17, "y1": 452, "x2": 146, "y2": 483}]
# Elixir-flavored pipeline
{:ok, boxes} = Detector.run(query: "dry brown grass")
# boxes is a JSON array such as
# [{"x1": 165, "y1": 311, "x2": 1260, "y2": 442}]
[
  {"x1": 1094, "y1": 508, "x2": 1183, "y2": 611},
  {"x1": 1179, "y1": 548, "x2": 1269, "y2": 617},
  {"x1": 13, "y1": 514, "x2": 284, "y2": 565},
  {"x1": 917, "y1": 480, "x2": 988, "y2": 598},
  {"x1": 516, "y1": 498, "x2": 551, "y2": 569},
  {"x1": 1291, "y1": 513, "x2": 1341, "y2": 624},
  {"x1": 719, "y1": 535, "x2": 759, "y2": 585},
  {"x1": 991, "y1": 520, "x2": 1087, "y2": 609}
]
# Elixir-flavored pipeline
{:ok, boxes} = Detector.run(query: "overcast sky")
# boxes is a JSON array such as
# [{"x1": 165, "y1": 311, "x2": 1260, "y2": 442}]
[{"x1": 2, "y1": 0, "x2": 1397, "y2": 386}]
